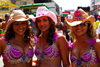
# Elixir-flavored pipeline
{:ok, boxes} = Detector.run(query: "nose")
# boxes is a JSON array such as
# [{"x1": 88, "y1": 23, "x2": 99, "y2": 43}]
[
  {"x1": 76, "y1": 25, "x2": 81, "y2": 28},
  {"x1": 19, "y1": 24, "x2": 23, "y2": 28},
  {"x1": 40, "y1": 20, "x2": 44, "y2": 25}
]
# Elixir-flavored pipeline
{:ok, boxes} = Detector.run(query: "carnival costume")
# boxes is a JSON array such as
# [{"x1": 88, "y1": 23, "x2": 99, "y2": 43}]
[
  {"x1": 35, "y1": 32, "x2": 62, "y2": 67},
  {"x1": 70, "y1": 38, "x2": 99, "y2": 67},
  {"x1": 2, "y1": 38, "x2": 34, "y2": 65}
]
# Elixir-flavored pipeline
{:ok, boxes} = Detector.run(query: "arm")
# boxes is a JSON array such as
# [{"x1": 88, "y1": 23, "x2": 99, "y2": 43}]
[
  {"x1": 57, "y1": 35, "x2": 70, "y2": 67},
  {"x1": 99, "y1": 34, "x2": 100, "y2": 39},
  {"x1": 61, "y1": 22, "x2": 64, "y2": 27},
  {"x1": 94, "y1": 39, "x2": 100, "y2": 61},
  {"x1": 0, "y1": 38, "x2": 4, "y2": 56},
  {"x1": 0, "y1": 23, "x2": 2, "y2": 33}
]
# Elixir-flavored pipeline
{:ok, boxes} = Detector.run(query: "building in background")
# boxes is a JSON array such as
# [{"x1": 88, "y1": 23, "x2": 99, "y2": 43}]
[
  {"x1": 16, "y1": 0, "x2": 33, "y2": 6},
  {"x1": 34, "y1": 0, "x2": 52, "y2": 3},
  {"x1": 33, "y1": 1, "x2": 60, "y2": 15},
  {"x1": 0, "y1": 0, "x2": 19, "y2": 18},
  {"x1": 90, "y1": 0, "x2": 100, "y2": 14}
]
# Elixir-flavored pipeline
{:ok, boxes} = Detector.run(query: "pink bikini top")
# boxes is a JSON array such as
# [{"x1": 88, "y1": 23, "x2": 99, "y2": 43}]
[
  {"x1": 70, "y1": 38, "x2": 99, "y2": 67},
  {"x1": 35, "y1": 33, "x2": 61, "y2": 62},
  {"x1": 2, "y1": 40, "x2": 34, "y2": 65}
]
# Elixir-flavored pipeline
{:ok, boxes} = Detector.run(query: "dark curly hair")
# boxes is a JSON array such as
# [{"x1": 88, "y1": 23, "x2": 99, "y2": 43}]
[
  {"x1": 35, "y1": 17, "x2": 56, "y2": 45},
  {"x1": 3, "y1": 21, "x2": 32, "y2": 43}
]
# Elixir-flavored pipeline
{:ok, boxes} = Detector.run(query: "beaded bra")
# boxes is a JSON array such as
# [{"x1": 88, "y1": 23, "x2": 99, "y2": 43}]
[
  {"x1": 2, "y1": 41, "x2": 34, "y2": 65},
  {"x1": 35, "y1": 32, "x2": 61, "y2": 63},
  {"x1": 70, "y1": 38, "x2": 99, "y2": 67}
]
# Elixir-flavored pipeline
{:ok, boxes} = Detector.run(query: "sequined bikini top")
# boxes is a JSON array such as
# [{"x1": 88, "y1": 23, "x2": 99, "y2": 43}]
[
  {"x1": 35, "y1": 32, "x2": 61, "y2": 62},
  {"x1": 35, "y1": 43, "x2": 60, "y2": 61},
  {"x1": 70, "y1": 38, "x2": 99, "y2": 67},
  {"x1": 2, "y1": 41, "x2": 34, "y2": 65}
]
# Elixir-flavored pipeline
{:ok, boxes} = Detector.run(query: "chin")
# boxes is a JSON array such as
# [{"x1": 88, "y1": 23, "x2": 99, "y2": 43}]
[{"x1": 18, "y1": 33, "x2": 25, "y2": 36}]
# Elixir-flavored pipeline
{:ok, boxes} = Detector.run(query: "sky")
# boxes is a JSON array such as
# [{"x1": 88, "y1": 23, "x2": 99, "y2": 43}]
[{"x1": 54, "y1": 0, "x2": 91, "y2": 11}]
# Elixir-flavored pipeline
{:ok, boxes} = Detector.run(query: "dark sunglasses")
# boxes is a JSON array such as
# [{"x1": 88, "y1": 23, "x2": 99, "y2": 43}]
[
  {"x1": 5, "y1": 16, "x2": 9, "y2": 17},
  {"x1": 74, "y1": 22, "x2": 88, "y2": 27}
]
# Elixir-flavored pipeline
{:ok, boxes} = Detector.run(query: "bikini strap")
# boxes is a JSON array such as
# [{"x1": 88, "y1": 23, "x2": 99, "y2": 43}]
[
  {"x1": 70, "y1": 43, "x2": 73, "y2": 51},
  {"x1": 1, "y1": 37, "x2": 10, "y2": 45},
  {"x1": 7, "y1": 41, "x2": 11, "y2": 45},
  {"x1": 53, "y1": 32, "x2": 58, "y2": 43},
  {"x1": 34, "y1": 36, "x2": 38, "y2": 45},
  {"x1": 90, "y1": 38, "x2": 96, "y2": 49}
]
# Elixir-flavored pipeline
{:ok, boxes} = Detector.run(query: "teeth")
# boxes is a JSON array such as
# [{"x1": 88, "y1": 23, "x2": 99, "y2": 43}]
[
  {"x1": 76, "y1": 30, "x2": 81, "y2": 31},
  {"x1": 41, "y1": 26, "x2": 45, "y2": 29},
  {"x1": 18, "y1": 30, "x2": 23, "y2": 32}
]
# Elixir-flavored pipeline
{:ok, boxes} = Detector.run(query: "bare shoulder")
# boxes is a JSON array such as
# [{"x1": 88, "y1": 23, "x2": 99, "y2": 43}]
[
  {"x1": 0, "y1": 38, "x2": 4, "y2": 47},
  {"x1": 0, "y1": 38, "x2": 7, "y2": 47},
  {"x1": 94, "y1": 39, "x2": 100, "y2": 45},
  {"x1": 56, "y1": 33, "x2": 69, "y2": 48},
  {"x1": 57, "y1": 33, "x2": 66, "y2": 41},
  {"x1": 93, "y1": 39, "x2": 100, "y2": 50},
  {"x1": 0, "y1": 38, "x2": 4, "y2": 43}
]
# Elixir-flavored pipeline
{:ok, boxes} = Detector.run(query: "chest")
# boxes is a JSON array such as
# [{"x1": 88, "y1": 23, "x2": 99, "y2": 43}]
[
  {"x1": 71, "y1": 43, "x2": 91, "y2": 58},
  {"x1": 3, "y1": 41, "x2": 32, "y2": 55}
]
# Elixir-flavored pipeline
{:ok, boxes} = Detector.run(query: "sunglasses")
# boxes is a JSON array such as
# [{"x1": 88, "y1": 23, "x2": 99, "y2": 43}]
[
  {"x1": 74, "y1": 22, "x2": 88, "y2": 27},
  {"x1": 5, "y1": 16, "x2": 9, "y2": 17}
]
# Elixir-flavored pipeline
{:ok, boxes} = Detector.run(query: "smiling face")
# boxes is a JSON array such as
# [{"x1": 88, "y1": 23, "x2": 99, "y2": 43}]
[
  {"x1": 13, "y1": 21, "x2": 27, "y2": 36},
  {"x1": 72, "y1": 22, "x2": 88, "y2": 37},
  {"x1": 36, "y1": 16, "x2": 50, "y2": 33}
]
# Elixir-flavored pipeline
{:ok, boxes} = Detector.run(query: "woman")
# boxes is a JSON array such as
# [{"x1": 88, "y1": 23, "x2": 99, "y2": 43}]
[
  {"x1": 63, "y1": 17, "x2": 70, "y2": 42},
  {"x1": 32, "y1": 6, "x2": 70, "y2": 67},
  {"x1": 66, "y1": 9, "x2": 100, "y2": 67},
  {"x1": 56, "y1": 16, "x2": 64, "y2": 34},
  {"x1": 0, "y1": 10, "x2": 34, "y2": 67}
]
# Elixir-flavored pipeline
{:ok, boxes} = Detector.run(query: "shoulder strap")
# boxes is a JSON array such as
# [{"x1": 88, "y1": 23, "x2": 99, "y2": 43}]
[
  {"x1": 90, "y1": 38, "x2": 96, "y2": 49},
  {"x1": 1, "y1": 37, "x2": 10, "y2": 45},
  {"x1": 53, "y1": 32, "x2": 58, "y2": 43},
  {"x1": 7, "y1": 41, "x2": 11, "y2": 45},
  {"x1": 70, "y1": 43, "x2": 73, "y2": 51},
  {"x1": 34, "y1": 36, "x2": 38, "y2": 44}
]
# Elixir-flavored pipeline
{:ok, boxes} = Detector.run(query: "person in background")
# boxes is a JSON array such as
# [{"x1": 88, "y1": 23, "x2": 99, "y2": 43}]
[
  {"x1": 29, "y1": 15, "x2": 37, "y2": 36},
  {"x1": 93, "y1": 15, "x2": 100, "y2": 30},
  {"x1": 0, "y1": 13, "x2": 10, "y2": 37},
  {"x1": 97, "y1": 15, "x2": 100, "y2": 39},
  {"x1": 2, "y1": 13, "x2": 10, "y2": 30},
  {"x1": 66, "y1": 9, "x2": 100, "y2": 67},
  {"x1": 94, "y1": 13, "x2": 98, "y2": 21},
  {"x1": 33, "y1": 6, "x2": 70, "y2": 67},
  {"x1": 63, "y1": 17, "x2": 70, "y2": 42},
  {"x1": 56, "y1": 15, "x2": 64, "y2": 34},
  {"x1": 0, "y1": 17, "x2": 2, "y2": 23},
  {"x1": 0, "y1": 10, "x2": 35, "y2": 67},
  {"x1": 0, "y1": 17, "x2": 3, "y2": 37}
]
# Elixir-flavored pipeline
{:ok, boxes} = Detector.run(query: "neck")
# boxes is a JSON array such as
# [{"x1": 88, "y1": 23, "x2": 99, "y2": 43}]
[
  {"x1": 76, "y1": 34, "x2": 90, "y2": 43},
  {"x1": 42, "y1": 31, "x2": 49, "y2": 39},
  {"x1": 13, "y1": 35, "x2": 24, "y2": 42},
  {"x1": 5, "y1": 20, "x2": 8, "y2": 23}
]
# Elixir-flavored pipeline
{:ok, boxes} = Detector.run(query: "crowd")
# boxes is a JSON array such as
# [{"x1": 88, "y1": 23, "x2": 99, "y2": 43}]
[{"x1": 0, "y1": 6, "x2": 100, "y2": 67}]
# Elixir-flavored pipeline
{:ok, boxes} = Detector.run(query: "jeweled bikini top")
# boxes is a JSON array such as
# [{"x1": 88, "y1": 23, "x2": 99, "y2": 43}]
[
  {"x1": 2, "y1": 40, "x2": 34, "y2": 65},
  {"x1": 70, "y1": 38, "x2": 99, "y2": 67},
  {"x1": 35, "y1": 32, "x2": 61, "y2": 62}
]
